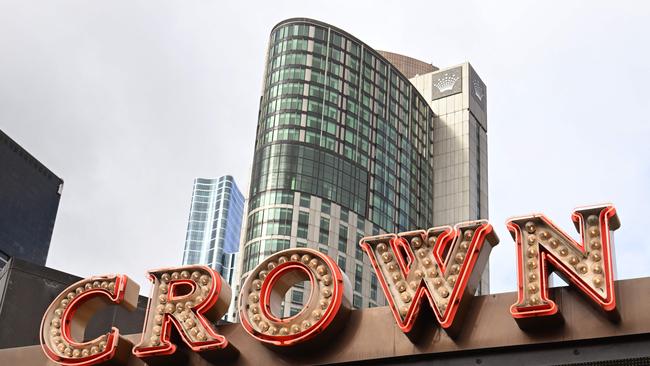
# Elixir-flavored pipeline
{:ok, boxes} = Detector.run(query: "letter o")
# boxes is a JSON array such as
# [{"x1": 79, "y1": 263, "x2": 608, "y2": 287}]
[{"x1": 239, "y1": 248, "x2": 351, "y2": 346}]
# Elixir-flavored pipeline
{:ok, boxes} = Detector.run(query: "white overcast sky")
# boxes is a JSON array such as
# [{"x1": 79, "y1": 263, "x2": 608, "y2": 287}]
[{"x1": 1, "y1": 1, "x2": 649, "y2": 294}]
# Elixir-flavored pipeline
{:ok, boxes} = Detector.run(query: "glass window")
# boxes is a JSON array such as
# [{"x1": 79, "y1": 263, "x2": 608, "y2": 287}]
[
  {"x1": 300, "y1": 194, "x2": 311, "y2": 208},
  {"x1": 297, "y1": 211, "x2": 309, "y2": 239},
  {"x1": 370, "y1": 273, "x2": 378, "y2": 301},
  {"x1": 311, "y1": 70, "x2": 325, "y2": 84},
  {"x1": 330, "y1": 32, "x2": 343, "y2": 48},
  {"x1": 321, "y1": 200, "x2": 331, "y2": 215},
  {"x1": 338, "y1": 225, "x2": 348, "y2": 253},
  {"x1": 355, "y1": 239, "x2": 364, "y2": 261},
  {"x1": 346, "y1": 56, "x2": 359, "y2": 70},
  {"x1": 357, "y1": 217, "x2": 365, "y2": 230},
  {"x1": 312, "y1": 55, "x2": 326, "y2": 70},
  {"x1": 307, "y1": 115, "x2": 321, "y2": 129},
  {"x1": 338, "y1": 255, "x2": 346, "y2": 271},
  {"x1": 320, "y1": 135, "x2": 336, "y2": 151},
  {"x1": 312, "y1": 41, "x2": 327, "y2": 56},
  {"x1": 319, "y1": 217, "x2": 330, "y2": 245},
  {"x1": 329, "y1": 47, "x2": 341, "y2": 62},
  {"x1": 328, "y1": 62, "x2": 342, "y2": 78},
  {"x1": 355, "y1": 264, "x2": 363, "y2": 292},
  {"x1": 348, "y1": 42, "x2": 360, "y2": 57},
  {"x1": 340, "y1": 207, "x2": 349, "y2": 223},
  {"x1": 323, "y1": 120, "x2": 336, "y2": 135},
  {"x1": 326, "y1": 90, "x2": 339, "y2": 104},
  {"x1": 314, "y1": 27, "x2": 327, "y2": 41},
  {"x1": 308, "y1": 100, "x2": 322, "y2": 114},
  {"x1": 309, "y1": 84, "x2": 324, "y2": 99},
  {"x1": 325, "y1": 105, "x2": 338, "y2": 120},
  {"x1": 291, "y1": 290, "x2": 303, "y2": 305},
  {"x1": 353, "y1": 294, "x2": 363, "y2": 309},
  {"x1": 328, "y1": 77, "x2": 340, "y2": 90}
]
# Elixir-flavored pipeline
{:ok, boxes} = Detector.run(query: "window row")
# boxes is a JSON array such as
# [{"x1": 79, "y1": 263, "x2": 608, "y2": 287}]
[
  {"x1": 242, "y1": 239, "x2": 291, "y2": 272},
  {"x1": 246, "y1": 207, "x2": 294, "y2": 241},
  {"x1": 249, "y1": 190, "x2": 294, "y2": 210}
]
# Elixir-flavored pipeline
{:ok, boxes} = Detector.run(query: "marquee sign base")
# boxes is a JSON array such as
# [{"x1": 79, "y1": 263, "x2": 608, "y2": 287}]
[{"x1": 3, "y1": 277, "x2": 650, "y2": 365}]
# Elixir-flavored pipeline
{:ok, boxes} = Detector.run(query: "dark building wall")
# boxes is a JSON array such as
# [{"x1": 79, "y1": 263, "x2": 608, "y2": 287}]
[
  {"x1": 0, "y1": 129, "x2": 63, "y2": 267},
  {"x1": 0, "y1": 258, "x2": 147, "y2": 349}
]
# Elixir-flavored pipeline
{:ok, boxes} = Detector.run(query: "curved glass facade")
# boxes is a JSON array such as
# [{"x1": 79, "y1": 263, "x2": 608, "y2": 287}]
[
  {"x1": 253, "y1": 19, "x2": 435, "y2": 232},
  {"x1": 250, "y1": 143, "x2": 369, "y2": 213},
  {"x1": 242, "y1": 18, "x2": 440, "y2": 313}
]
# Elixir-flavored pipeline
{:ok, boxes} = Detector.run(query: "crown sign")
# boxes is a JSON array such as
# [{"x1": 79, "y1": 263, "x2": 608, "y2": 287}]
[
  {"x1": 433, "y1": 72, "x2": 460, "y2": 93},
  {"x1": 473, "y1": 79, "x2": 485, "y2": 101}
]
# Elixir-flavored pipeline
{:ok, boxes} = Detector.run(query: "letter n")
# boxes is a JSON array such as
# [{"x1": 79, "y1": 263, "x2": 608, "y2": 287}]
[{"x1": 507, "y1": 204, "x2": 620, "y2": 329}]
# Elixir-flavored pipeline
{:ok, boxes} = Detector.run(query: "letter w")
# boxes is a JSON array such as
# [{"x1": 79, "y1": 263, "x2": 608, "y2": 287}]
[{"x1": 360, "y1": 221, "x2": 498, "y2": 336}]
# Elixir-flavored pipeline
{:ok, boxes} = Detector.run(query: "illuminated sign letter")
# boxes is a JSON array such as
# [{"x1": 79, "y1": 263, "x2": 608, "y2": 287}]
[
  {"x1": 40, "y1": 274, "x2": 139, "y2": 366},
  {"x1": 508, "y1": 204, "x2": 620, "y2": 328},
  {"x1": 239, "y1": 248, "x2": 351, "y2": 346},
  {"x1": 361, "y1": 221, "x2": 499, "y2": 336},
  {"x1": 133, "y1": 265, "x2": 233, "y2": 361}
]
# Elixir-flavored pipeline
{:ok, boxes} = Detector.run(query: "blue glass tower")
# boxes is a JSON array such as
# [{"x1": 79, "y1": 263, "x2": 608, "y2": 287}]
[{"x1": 182, "y1": 175, "x2": 245, "y2": 319}]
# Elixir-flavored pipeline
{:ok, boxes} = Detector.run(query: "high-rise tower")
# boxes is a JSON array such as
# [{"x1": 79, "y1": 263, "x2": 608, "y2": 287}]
[
  {"x1": 0, "y1": 129, "x2": 63, "y2": 269},
  {"x1": 394, "y1": 60, "x2": 490, "y2": 294},
  {"x1": 240, "y1": 18, "x2": 490, "y2": 315},
  {"x1": 182, "y1": 175, "x2": 245, "y2": 320}
]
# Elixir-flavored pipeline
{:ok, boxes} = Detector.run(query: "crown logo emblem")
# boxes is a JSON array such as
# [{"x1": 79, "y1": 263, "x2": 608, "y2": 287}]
[
  {"x1": 433, "y1": 72, "x2": 460, "y2": 93},
  {"x1": 472, "y1": 79, "x2": 485, "y2": 101}
]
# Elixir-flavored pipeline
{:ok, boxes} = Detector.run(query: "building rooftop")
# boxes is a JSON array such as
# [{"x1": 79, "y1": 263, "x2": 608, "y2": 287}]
[
  {"x1": 377, "y1": 50, "x2": 438, "y2": 78},
  {"x1": 0, "y1": 128, "x2": 63, "y2": 186}
]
